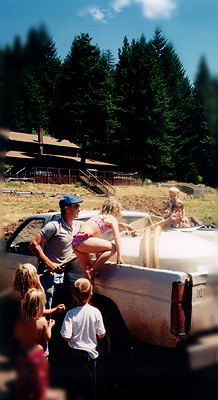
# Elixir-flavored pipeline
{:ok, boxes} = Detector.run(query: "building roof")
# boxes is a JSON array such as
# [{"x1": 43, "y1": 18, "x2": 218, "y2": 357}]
[
  {"x1": 6, "y1": 150, "x2": 34, "y2": 159},
  {"x1": 6, "y1": 150, "x2": 116, "y2": 166},
  {"x1": 9, "y1": 131, "x2": 80, "y2": 149},
  {"x1": 53, "y1": 154, "x2": 116, "y2": 166}
]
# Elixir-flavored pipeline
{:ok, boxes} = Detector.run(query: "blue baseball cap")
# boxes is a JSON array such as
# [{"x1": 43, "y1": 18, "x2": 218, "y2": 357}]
[{"x1": 59, "y1": 194, "x2": 83, "y2": 209}]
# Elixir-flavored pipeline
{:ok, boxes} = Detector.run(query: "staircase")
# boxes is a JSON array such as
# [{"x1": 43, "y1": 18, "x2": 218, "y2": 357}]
[
  {"x1": 4, "y1": 167, "x2": 34, "y2": 182},
  {"x1": 78, "y1": 170, "x2": 115, "y2": 197}
]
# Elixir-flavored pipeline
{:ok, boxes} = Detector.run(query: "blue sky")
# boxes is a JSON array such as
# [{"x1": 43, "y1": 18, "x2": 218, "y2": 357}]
[{"x1": 1, "y1": 0, "x2": 217, "y2": 83}]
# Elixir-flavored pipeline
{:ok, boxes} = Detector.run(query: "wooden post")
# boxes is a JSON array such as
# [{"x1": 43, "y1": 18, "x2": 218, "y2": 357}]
[{"x1": 38, "y1": 127, "x2": 43, "y2": 155}]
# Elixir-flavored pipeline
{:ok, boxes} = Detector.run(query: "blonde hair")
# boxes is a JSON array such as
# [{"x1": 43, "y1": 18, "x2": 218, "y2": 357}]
[
  {"x1": 21, "y1": 288, "x2": 46, "y2": 320},
  {"x1": 100, "y1": 198, "x2": 122, "y2": 218},
  {"x1": 73, "y1": 278, "x2": 93, "y2": 302},
  {"x1": 13, "y1": 263, "x2": 39, "y2": 300},
  {"x1": 169, "y1": 187, "x2": 179, "y2": 195}
]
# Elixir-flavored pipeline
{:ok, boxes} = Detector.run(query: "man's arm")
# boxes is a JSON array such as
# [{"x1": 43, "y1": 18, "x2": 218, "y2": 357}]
[{"x1": 28, "y1": 233, "x2": 60, "y2": 272}]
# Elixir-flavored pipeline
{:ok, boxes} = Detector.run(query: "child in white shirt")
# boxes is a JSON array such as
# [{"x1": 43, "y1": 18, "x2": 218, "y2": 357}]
[{"x1": 60, "y1": 278, "x2": 105, "y2": 398}]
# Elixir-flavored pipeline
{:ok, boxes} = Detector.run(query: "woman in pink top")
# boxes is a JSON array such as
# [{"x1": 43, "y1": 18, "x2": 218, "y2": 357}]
[{"x1": 72, "y1": 199, "x2": 134, "y2": 283}]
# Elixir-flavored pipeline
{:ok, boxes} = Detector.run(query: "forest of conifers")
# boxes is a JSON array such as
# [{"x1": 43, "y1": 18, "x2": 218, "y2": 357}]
[{"x1": 9, "y1": 29, "x2": 216, "y2": 185}]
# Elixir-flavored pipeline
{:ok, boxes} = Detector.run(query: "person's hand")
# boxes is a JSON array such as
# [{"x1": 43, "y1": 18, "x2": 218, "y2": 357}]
[
  {"x1": 46, "y1": 262, "x2": 61, "y2": 272},
  {"x1": 124, "y1": 225, "x2": 135, "y2": 232},
  {"x1": 171, "y1": 210, "x2": 179, "y2": 221},
  {"x1": 117, "y1": 256, "x2": 124, "y2": 264},
  {"x1": 118, "y1": 222, "x2": 135, "y2": 232},
  {"x1": 180, "y1": 217, "x2": 190, "y2": 227},
  {"x1": 49, "y1": 319, "x2": 55, "y2": 328},
  {"x1": 55, "y1": 263, "x2": 63, "y2": 272},
  {"x1": 56, "y1": 304, "x2": 66, "y2": 313}
]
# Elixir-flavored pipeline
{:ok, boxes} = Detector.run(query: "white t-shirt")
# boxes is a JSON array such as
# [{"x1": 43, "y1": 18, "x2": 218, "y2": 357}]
[{"x1": 60, "y1": 304, "x2": 106, "y2": 359}]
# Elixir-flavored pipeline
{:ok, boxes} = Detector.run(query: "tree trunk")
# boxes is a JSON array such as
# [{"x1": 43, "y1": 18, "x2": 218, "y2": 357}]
[{"x1": 81, "y1": 134, "x2": 86, "y2": 172}]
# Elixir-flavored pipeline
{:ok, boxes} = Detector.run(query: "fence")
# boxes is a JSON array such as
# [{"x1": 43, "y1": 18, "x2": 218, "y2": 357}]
[{"x1": 5, "y1": 167, "x2": 143, "y2": 186}]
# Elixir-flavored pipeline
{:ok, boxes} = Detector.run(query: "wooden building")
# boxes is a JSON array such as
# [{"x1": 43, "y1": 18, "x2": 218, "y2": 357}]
[{"x1": 6, "y1": 129, "x2": 117, "y2": 171}]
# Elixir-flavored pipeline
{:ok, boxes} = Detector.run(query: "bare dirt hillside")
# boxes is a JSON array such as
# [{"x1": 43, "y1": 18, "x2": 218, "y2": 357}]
[
  {"x1": 3, "y1": 182, "x2": 215, "y2": 239},
  {"x1": 4, "y1": 195, "x2": 165, "y2": 240},
  {"x1": 120, "y1": 194, "x2": 165, "y2": 215}
]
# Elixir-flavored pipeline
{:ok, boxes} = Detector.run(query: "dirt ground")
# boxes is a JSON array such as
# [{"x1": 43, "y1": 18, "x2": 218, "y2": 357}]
[
  {"x1": 4, "y1": 191, "x2": 211, "y2": 241},
  {"x1": 4, "y1": 179, "x2": 216, "y2": 239},
  {"x1": 3, "y1": 194, "x2": 165, "y2": 239},
  {"x1": 120, "y1": 194, "x2": 165, "y2": 215}
]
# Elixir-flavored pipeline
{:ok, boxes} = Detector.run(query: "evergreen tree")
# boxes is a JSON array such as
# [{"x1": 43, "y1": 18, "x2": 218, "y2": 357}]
[
  {"x1": 12, "y1": 39, "x2": 61, "y2": 133},
  {"x1": 154, "y1": 29, "x2": 199, "y2": 182},
  {"x1": 114, "y1": 33, "x2": 175, "y2": 179},
  {"x1": 191, "y1": 87, "x2": 213, "y2": 185},
  {"x1": 195, "y1": 56, "x2": 216, "y2": 185},
  {"x1": 0, "y1": 26, "x2": 49, "y2": 129},
  {"x1": 51, "y1": 33, "x2": 118, "y2": 170}
]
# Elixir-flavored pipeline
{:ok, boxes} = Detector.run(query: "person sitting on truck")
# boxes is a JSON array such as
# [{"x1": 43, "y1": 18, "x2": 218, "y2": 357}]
[
  {"x1": 167, "y1": 200, "x2": 190, "y2": 229},
  {"x1": 164, "y1": 187, "x2": 186, "y2": 219},
  {"x1": 72, "y1": 199, "x2": 134, "y2": 284}
]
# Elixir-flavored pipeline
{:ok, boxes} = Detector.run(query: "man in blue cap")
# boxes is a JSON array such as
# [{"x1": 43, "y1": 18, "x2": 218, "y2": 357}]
[{"x1": 29, "y1": 194, "x2": 84, "y2": 311}]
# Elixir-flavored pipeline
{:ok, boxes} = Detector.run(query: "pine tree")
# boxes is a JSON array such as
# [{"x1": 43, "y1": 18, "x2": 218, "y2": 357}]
[
  {"x1": 114, "y1": 33, "x2": 175, "y2": 179},
  {"x1": 0, "y1": 26, "x2": 49, "y2": 128},
  {"x1": 195, "y1": 56, "x2": 216, "y2": 185},
  {"x1": 52, "y1": 33, "x2": 118, "y2": 170},
  {"x1": 12, "y1": 39, "x2": 61, "y2": 133},
  {"x1": 155, "y1": 29, "x2": 199, "y2": 182}
]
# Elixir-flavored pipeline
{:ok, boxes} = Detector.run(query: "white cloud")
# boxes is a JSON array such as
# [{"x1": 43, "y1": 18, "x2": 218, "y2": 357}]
[
  {"x1": 89, "y1": 8, "x2": 108, "y2": 23},
  {"x1": 112, "y1": 0, "x2": 131, "y2": 9},
  {"x1": 79, "y1": 7, "x2": 108, "y2": 23},
  {"x1": 79, "y1": 6, "x2": 124, "y2": 22},
  {"x1": 111, "y1": 0, "x2": 177, "y2": 19},
  {"x1": 79, "y1": 0, "x2": 177, "y2": 23},
  {"x1": 135, "y1": 0, "x2": 177, "y2": 19}
]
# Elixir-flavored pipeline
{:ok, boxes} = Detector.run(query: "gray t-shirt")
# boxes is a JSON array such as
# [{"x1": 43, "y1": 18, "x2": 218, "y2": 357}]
[{"x1": 40, "y1": 217, "x2": 84, "y2": 282}]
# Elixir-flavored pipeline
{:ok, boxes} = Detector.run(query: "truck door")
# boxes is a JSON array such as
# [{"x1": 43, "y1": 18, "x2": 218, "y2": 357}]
[{"x1": 1, "y1": 218, "x2": 45, "y2": 291}]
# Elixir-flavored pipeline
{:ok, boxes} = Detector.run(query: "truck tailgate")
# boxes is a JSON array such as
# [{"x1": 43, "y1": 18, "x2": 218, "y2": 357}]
[{"x1": 94, "y1": 262, "x2": 188, "y2": 347}]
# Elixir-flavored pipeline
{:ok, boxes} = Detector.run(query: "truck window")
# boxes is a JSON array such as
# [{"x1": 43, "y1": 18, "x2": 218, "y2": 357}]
[
  {"x1": 7, "y1": 219, "x2": 45, "y2": 255},
  {"x1": 52, "y1": 214, "x2": 90, "y2": 223}
]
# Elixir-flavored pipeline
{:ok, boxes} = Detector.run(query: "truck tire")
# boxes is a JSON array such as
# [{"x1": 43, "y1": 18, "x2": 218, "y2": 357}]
[{"x1": 92, "y1": 293, "x2": 133, "y2": 355}]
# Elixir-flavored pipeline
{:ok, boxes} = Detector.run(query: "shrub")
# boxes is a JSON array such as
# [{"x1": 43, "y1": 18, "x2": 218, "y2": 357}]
[
  {"x1": 74, "y1": 181, "x2": 83, "y2": 188},
  {"x1": 143, "y1": 179, "x2": 152, "y2": 186}
]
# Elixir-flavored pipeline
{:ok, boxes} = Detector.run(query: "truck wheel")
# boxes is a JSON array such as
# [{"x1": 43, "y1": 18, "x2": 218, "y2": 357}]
[{"x1": 92, "y1": 293, "x2": 132, "y2": 355}]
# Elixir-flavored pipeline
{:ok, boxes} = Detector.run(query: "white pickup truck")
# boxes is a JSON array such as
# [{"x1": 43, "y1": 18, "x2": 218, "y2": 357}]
[{"x1": 1, "y1": 210, "x2": 216, "y2": 351}]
